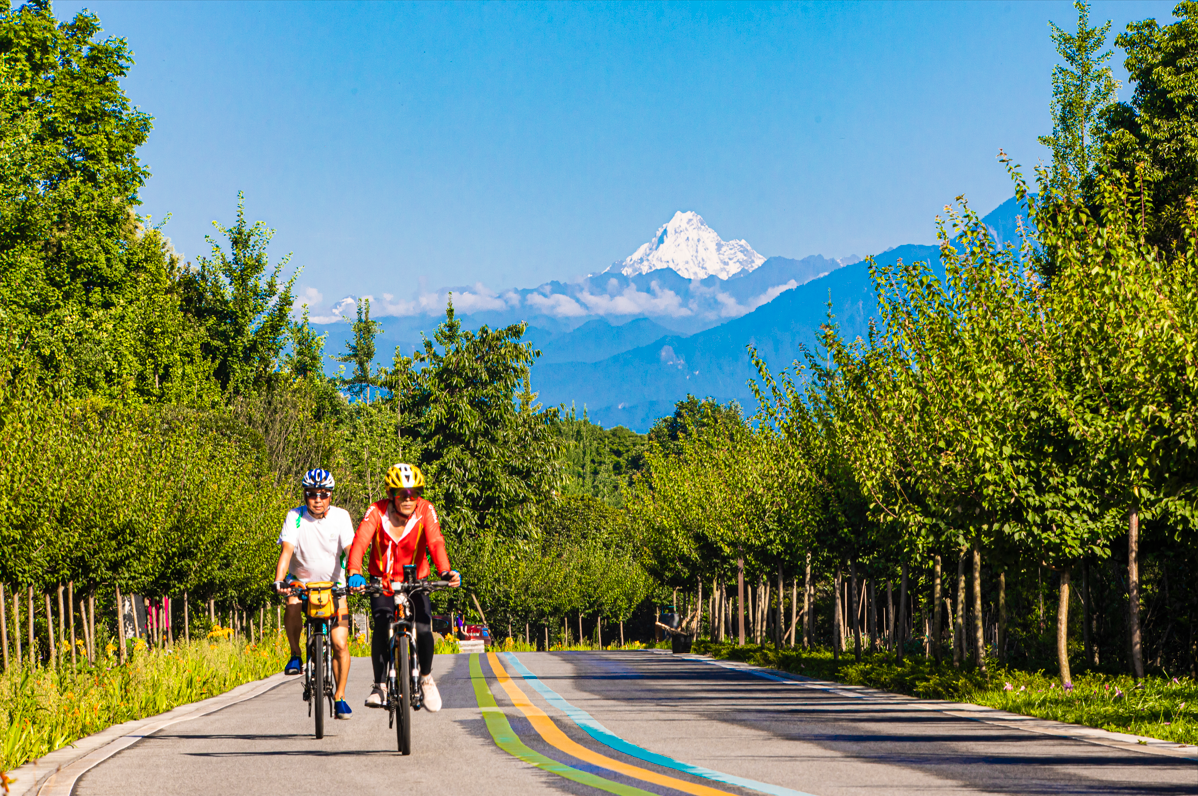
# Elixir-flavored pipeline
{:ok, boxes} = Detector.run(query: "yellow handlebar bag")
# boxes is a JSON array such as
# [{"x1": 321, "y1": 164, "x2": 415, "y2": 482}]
[{"x1": 306, "y1": 582, "x2": 335, "y2": 619}]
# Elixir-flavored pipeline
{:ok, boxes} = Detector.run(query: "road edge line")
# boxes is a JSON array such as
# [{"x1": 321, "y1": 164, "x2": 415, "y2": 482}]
[{"x1": 667, "y1": 651, "x2": 1198, "y2": 762}]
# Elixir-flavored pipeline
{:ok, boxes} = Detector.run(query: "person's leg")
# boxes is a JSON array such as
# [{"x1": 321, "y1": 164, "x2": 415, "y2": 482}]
[
  {"x1": 284, "y1": 598, "x2": 303, "y2": 657},
  {"x1": 413, "y1": 592, "x2": 434, "y2": 676},
  {"x1": 330, "y1": 597, "x2": 351, "y2": 700},
  {"x1": 370, "y1": 593, "x2": 393, "y2": 684}
]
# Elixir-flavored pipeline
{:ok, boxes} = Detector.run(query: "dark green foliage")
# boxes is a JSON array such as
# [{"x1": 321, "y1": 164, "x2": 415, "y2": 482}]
[
  {"x1": 1101, "y1": 0, "x2": 1198, "y2": 250},
  {"x1": 555, "y1": 409, "x2": 646, "y2": 506},
  {"x1": 0, "y1": 1, "x2": 213, "y2": 404},
  {"x1": 397, "y1": 299, "x2": 563, "y2": 541},
  {"x1": 178, "y1": 193, "x2": 297, "y2": 398}
]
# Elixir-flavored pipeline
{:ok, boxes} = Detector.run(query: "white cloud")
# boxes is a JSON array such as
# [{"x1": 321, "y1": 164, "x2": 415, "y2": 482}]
[
  {"x1": 526, "y1": 292, "x2": 587, "y2": 317},
  {"x1": 574, "y1": 281, "x2": 692, "y2": 317},
  {"x1": 309, "y1": 296, "x2": 357, "y2": 324}
]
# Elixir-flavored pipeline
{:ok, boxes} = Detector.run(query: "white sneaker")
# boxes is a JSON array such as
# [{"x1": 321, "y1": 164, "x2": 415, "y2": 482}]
[
  {"x1": 420, "y1": 674, "x2": 442, "y2": 712},
  {"x1": 365, "y1": 683, "x2": 386, "y2": 708}
]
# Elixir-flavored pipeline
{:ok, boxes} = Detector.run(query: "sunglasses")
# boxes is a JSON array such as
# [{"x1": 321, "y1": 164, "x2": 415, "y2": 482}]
[
  {"x1": 389, "y1": 488, "x2": 421, "y2": 500},
  {"x1": 304, "y1": 490, "x2": 332, "y2": 500}
]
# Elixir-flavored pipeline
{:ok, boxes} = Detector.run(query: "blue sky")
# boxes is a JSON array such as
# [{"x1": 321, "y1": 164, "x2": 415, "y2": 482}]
[{"x1": 51, "y1": 0, "x2": 1176, "y2": 320}]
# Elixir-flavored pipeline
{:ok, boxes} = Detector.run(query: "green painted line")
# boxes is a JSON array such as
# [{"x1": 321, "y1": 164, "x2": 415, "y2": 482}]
[{"x1": 468, "y1": 654, "x2": 657, "y2": 796}]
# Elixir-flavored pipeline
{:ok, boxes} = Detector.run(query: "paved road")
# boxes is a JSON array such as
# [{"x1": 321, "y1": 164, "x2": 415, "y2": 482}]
[{"x1": 73, "y1": 651, "x2": 1196, "y2": 796}]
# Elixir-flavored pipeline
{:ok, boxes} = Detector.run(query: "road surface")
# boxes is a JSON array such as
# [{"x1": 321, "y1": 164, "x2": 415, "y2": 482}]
[{"x1": 71, "y1": 651, "x2": 1196, "y2": 796}]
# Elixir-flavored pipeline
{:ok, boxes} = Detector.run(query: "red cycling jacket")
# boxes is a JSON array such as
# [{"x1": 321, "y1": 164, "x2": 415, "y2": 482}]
[{"x1": 347, "y1": 497, "x2": 451, "y2": 584}]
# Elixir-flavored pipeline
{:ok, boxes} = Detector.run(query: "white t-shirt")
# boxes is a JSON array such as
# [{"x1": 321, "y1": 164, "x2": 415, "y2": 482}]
[{"x1": 278, "y1": 505, "x2": 356, "y2": 586}]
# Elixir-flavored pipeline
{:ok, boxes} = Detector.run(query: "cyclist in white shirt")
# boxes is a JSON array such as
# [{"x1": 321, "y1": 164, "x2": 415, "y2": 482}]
[{"x1": 273, "y1": 468, "x2": 357, "y2": 720}]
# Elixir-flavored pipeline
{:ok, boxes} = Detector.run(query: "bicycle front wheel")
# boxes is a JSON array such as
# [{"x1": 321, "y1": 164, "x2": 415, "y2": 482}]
[
  {"x1": 312, "y1": 634, "x2": 325, "y2": 739},
  {"x1": 396, "y1": 633, "x2": 412, "y2": 755}
]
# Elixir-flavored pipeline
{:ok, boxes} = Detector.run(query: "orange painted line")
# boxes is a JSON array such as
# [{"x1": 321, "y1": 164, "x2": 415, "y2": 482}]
[{"x1": 486, "y1": 652, "x2": 736, "y2": 796}]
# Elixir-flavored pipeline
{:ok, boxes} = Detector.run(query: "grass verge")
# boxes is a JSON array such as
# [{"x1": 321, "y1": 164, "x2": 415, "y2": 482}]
[
  {"x1": 0, "y1": 632, "x2": 292, "y2": 772},
  {"x1": 693, "y1": 641, "x2": 1198, "y2": 746}
]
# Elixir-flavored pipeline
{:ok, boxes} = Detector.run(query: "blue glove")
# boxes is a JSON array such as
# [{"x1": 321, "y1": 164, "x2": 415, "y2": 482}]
[{"x1": 347, "y1": 573, "x2": 367, "y2": 589}]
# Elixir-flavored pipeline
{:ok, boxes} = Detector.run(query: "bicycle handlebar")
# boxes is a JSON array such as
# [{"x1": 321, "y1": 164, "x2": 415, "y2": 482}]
[
  {"x1": 362, "y1": 579, "x2": 453, "y2": 596},
  {"x1": 280, "y1": 583, "x2": 349, "y2": 598}
]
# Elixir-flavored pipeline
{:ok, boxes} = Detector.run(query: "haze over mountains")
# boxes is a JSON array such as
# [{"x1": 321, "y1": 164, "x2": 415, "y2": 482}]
[{"x1": 314, "y1": 198, "x2": 1025, "y2": 431}]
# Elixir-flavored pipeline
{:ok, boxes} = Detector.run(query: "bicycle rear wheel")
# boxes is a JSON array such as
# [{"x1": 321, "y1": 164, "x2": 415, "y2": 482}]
[
  {"x1": 396, "y1": 633, "x2": 412, "y2": 754},
  {"x1": 312, "y1": 634, "x2": 325, "y2": 739}
]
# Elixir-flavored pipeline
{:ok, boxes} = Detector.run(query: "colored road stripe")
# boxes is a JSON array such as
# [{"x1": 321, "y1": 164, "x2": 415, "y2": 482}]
[
  {"x1": 504, "y1": 652, "x2": 817, "y2": 796},
  {"x1": 488, "y1": 652, "x2": 737, "y2": 796},
  {"x1": 467, "y1": 654, "x2": 657, "y2": 796}
]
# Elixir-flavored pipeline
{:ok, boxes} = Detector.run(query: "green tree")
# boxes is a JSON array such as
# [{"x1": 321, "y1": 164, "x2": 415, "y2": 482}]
[
  {"x1": 286, "y1": 305, "x2": 327, "y2": 380},
  {"x1": 332, "y1": 297, "x2": 382, "y2": 402},
  {"x1": 0, "y1": 2, "x2": 213, "y2": 404},
  {"x1": 1102, "y1": 0, "x2": 1198, "y2": 250},
  {"x1": 179, "y1": 193, "x2": 297, "y2": 397},
  {"x1": 398, "y1": 299, "x2": 563, "y2": 540},
  {"x1": 1038, "y1": 0, "x2": 1119, "y2": 196}
]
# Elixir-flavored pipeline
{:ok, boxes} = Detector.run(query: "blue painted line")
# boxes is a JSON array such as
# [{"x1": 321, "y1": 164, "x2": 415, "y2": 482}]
[{"x1": 503, "y1": 652, "x2": 817, "y2": 796}]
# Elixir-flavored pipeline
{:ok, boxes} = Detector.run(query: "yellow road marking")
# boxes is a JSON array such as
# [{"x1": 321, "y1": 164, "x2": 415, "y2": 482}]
[{"x1": 486, "y1": 652, "x2": 736, "y2": 796}]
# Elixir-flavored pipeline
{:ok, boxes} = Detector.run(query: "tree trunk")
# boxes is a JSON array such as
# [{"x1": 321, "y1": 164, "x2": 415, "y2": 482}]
[
  {"x1": 45, "y1": 593, "x2": 56, "y2": 667},
  {"x1": 116, "y1": 584, "x2": 127, "y2": 664},
  {"x1": 1081, "y1": 560, "x2": 1092, "y2": 668},
  {"x1": 14, "y1": 588, "x2": 23, "y2": 665},
  {"x1": 803, "y1": 553, "x2": 812, "y2": 648},
  {"x1": 88, "y1": 592, "x2": 96, "y2": 663},
  {"x1": 790, "y1": 577, "x2": 798, "y2": 647},
  {"x1": 184, "y1": 591, "x2": 190, "y2": 643},
  {"x1": 1128, "y1": 510, "x2": 1144, "y2": 679},
  {"x1": 932, "y1": 556, "x2": 942, "y2": 663},
  {"x1": 1057, "y1": 567, "x2": 1072, "y2": 685},
  {"x1": 737, "y1": 555, "x2": 746, "y2": 646},
  {"x1": 850, "y1": 560, "x2": 862, "y2": 662},
  {"x1": 972, "y1": 539, "x2": 985, "y2": 671},
  {"x1": 886, "y1": 580, "x2": 894, "y2": 651},
  {"x1": 776, "y1": 564, "x2": 783, "y2": 649},
  {"x1": 868, "y1": 579, "x2": 878, "y2": 653},
  {"x1": 57, "y1": 584, "x2": 65, "y2": 661},
  {"x1": 1038, "y1": 566, "x2": 1045, "y2": 634},
  {"x1": 954, "y1": 553, "x2": 966, "y2": 668},
  {"x1": 998, "y1": 570, "x2": 1007, "y2": 665},
  {"x1": 68, "y1": 582, "x2": 76, "y2": 668},
  {"x1": 0, "y1": 583, "x2": 7, "y2": 671},
  {"x1": 897, "y1": 563, "x2": 909, "y2": 663},
  {"x1": 833, "y1": 565, "x2": 843, "y2": 661},
  {"x1": 27, "y1": 586, "x2": 35, "y2": 665},
  {"x1": 696, "y1": 579, "x2": 704, "y2": 640}
]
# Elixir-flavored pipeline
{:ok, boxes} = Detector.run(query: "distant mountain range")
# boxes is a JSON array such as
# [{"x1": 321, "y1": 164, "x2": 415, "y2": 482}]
[{"x1": 313, "y1": 197, "x2": 1028, "y2": 431}]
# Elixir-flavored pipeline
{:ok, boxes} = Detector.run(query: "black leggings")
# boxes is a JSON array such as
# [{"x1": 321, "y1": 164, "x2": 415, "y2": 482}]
[{"x1": 371, "y1": 592, "x2": 434, "y2": 681}]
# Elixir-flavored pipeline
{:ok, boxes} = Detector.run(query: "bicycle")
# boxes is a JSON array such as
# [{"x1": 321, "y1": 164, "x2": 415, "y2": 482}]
[
  {"x1": 285, "y1": 581, "x2": 348, "y2": 740},
  {"x1": 363, "y1": 565, "x2": 452, "y2": 755}
]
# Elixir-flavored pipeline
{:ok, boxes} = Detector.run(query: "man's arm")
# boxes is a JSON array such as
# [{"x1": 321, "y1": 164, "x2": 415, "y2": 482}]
[
  {"x1": 274, "y1": 542, "x2": 296, "y2": 591},
  {"x1": 346, "y1": 506, "x2": 381, "y2": 576},
  {"x1": 422, "y1": 503, "x2": 454, "y2": 580}
]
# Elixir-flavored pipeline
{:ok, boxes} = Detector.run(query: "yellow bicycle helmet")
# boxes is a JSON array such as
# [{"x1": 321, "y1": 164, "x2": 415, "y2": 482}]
[{"x1": 385, "y1": 463, "x2": 426, "y2": 491}]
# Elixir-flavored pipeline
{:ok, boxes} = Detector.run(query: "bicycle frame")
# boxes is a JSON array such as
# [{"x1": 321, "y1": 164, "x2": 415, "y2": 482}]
[
  {"x1": 290, "y1": 583, "x2": 345, "y2": 739},
  {"x1": 364, "y1": 567, "x2": 451, "y2": 754}
]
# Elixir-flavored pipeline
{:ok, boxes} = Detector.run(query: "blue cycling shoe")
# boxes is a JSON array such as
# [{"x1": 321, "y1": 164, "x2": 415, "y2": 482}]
[
  {"x1": 284, "y1": 655, "x2": 302, "y2": 675},
  {"x1": 335, "y1": 699, "x2": 352, "y2": 719}
]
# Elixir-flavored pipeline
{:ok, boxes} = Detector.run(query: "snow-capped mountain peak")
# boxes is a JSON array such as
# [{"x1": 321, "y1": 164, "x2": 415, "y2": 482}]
[{"x1": 607, "y1": 211, "x2": 765, "y2": 280}]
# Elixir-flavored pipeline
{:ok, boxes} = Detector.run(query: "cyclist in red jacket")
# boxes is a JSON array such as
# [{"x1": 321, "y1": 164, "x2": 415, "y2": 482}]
[{"x1": 346, "y1": 463, "x2": 460, "y2": 712}]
